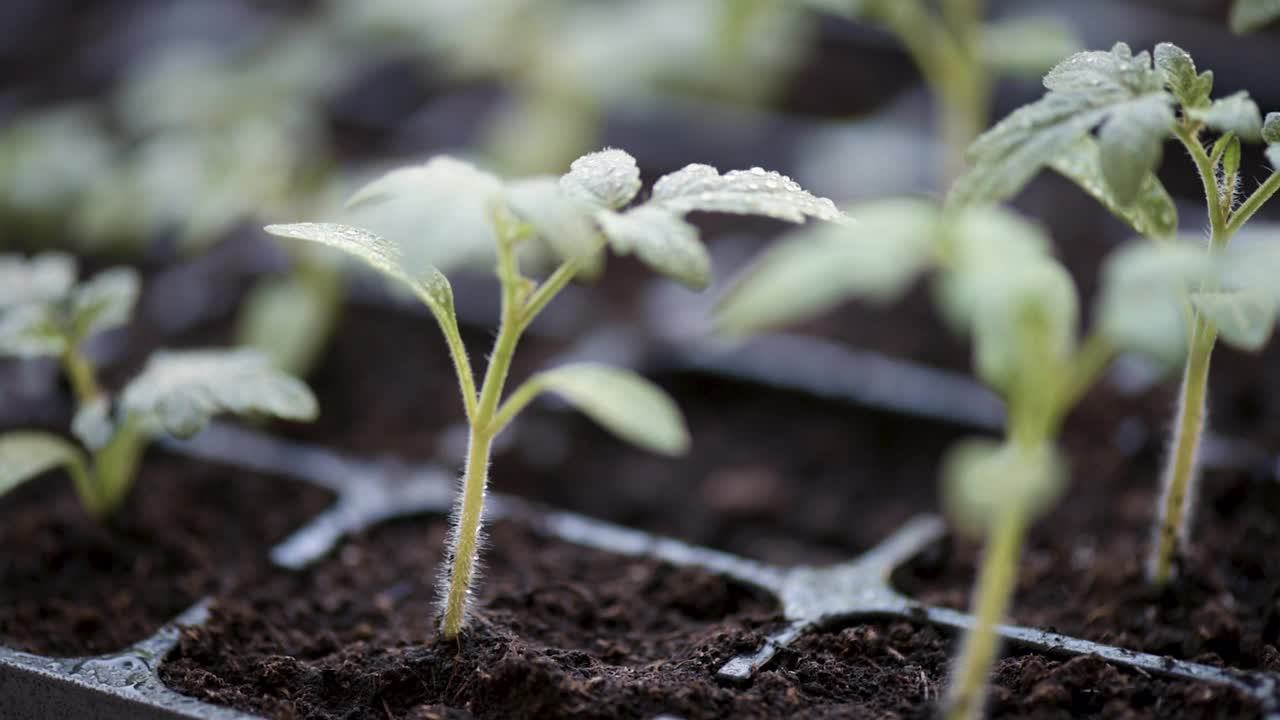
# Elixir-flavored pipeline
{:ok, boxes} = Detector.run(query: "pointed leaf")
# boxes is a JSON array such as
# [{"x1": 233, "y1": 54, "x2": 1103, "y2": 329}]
[
  {"x1": 1230, "y1": 0, "x2": 1280, "y2": 33},
  {"x1": 1154, "y1": 43, "x2": 1212, "y2": 109},
  {"x1": 1191, "y1": 288, "x2": 1276, "y2": 351},
  {"x1": 70, "y1": 267, "x2": 140, "y2": 342},
  {"x1": 1043, "y1": 43, "x2": 1163, "y2": 98},
  {"x1": 121, "y1": 349, "x2": 318, "y2": 439},
  {"x1": 559, "y1": 148, "x2": 641, "y2": 209},
  {"x1": 1049, "y1": 137, "x2": 1178, "y2": 239},
  {"x1": 1187, "y1": 92, "x2": 1263, "y2": 142},
  {"x1": 529, "y1": 364, "x2": 689, "y2": 455},
  {"x1": 1099, "y1": 95, "x2": 1175, "y2": 206},
  {"x1": 264, "y1": 222, "x2": 454, "y2": 318},
  {"x1": 504, "y1": 177, "x2": 602, "y2": 267},
  {"x1": 650, "y1": 164, "x2": 843, "y2": 223},
  {"x1": 717, "y1": 199, "x2": 939, "y2": 336},
  {"x1": 596, "y1": 206, "x2": 709, "y2": 290},
  {"x1": 943, "y1": 439, "x2": 1067, "y2": 537},
  {"x1": 0, "y1": 253, "x2": 76, "y2": 308},
  {"x1": 0, "y1": 432, "x2": 89, "y2": 498},
  {"x1": 979, "y1": 15, "x2": 1081, "y2": 79}
]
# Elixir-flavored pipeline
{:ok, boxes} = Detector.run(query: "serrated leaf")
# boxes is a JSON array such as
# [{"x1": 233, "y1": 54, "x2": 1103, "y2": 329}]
[
  {"x1": 504, "y1": 177, "x2": 603, "y2": 269},
  {"x1": 559, "y1": 148, "x2": 641, "y2": 210},
  {"x1": 943, "y1": 439, "x2": 1067, "y2": 537},
  {"x1": 717, "y1": 199, "x2": 940, "y2": 336},
  {"x1": 0, "y1": 432, "x2": 89, "y2": 498},
  {"x1": 1098, "y1": 240, "x2": 1211, "y2": 366},
  {"x1": 121, "y1": 349, "x2": 317, "y2": 439},
  {"x1": 979, "y1": 15, "x2": 1081, "y2": 79},
  {"x1": 1187, "y1": 92, "x2": 1263, "y2": 142},
  {"x1": 1154, "y1": 43, "x2": 1212, "y2": 109},
  {"x1": 264, "y1": 222, "x2": 455, "y2": 318},
  {"x1": 69, "y1": 267, "x2": 140, "y2": 343},
  {"x1": 0, "y1": 253, "x2": 76, "y2": 308},
  {"x1": 650, "y1": 164, "x2": 843, "y2": 223},
  {"x1": 1043, "y1": 43, "x2": 1163, "y2": 98},
  {"x1": 528, "y1": 363, "x2": 689, "y2": 455},
  {"x1": 1264, "y1": 113, "x2": 1280, "y2": 144},
  {"x1": 1191, "y1": 288, "x2": 1277, "y2": 351},
  {"x1": 1099, "y1": 94, "x2": 1175, "y2": 205},
  {"x1": 342, "y1": 157, "x2": 503, "y2": 276},
  {"x1": 1049, "y1": 137, "x2": 1178, "y2": 239},
  {"x1": 596, "y1": 205, "x2": 708, "y2": 289},
  {"x1": 1230, "y1": 0, "x2": 1280, "y2": 33}
]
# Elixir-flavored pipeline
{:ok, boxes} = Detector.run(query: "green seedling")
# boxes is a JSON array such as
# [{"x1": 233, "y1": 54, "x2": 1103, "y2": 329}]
[
  {"x1": 266, "y1": 147, "x2": 840, "y2": 638},
  {"x1": 808, "y1": 0, "x2": 1079, "y2": 184},
  {"x1": 717, "y1": 199, "x2": 1233, "y2": 718},
  {"x1": 0, "y1": 253, "x2": 318, "y2": 517},
  {"x1": 948, "y1": 41, "x2": 1280, "y2": 586}
]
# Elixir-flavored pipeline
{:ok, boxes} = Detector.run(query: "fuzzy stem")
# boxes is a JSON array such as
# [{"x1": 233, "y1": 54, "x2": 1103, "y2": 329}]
[
  {"x1": 945, "y1": 508, "x2": 1027, "y2": 720},
  {"x1": 61, "y1": 346, "x2": 100, "y2": 406},
  {"x1": 440, "y1": 425, "x2": 495, "y2": 638},
  {"x1": 1149, "y1": 319, "x2": 1216, "y2": 586},
  {"x1": 1227, "y1": 170, "x2": 1280, "y2": 235}
]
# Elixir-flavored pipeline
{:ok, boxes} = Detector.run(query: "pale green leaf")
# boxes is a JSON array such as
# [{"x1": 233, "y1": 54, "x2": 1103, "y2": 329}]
[
  {"x1": 1049, "y1": 137, "x2": 1178, "y2": 239},
  {"x1": 559, "y1": 148, "x2": 641, "y2": 210},
  {"x1": 264, "y1": 222, "x2": 454, "y2": 318},
  {"x1": 1187, "y1": 92, "x2": 1263, "y2": 142},
  {"x1": 1264, "y1": 113, "x2": 1280, "y2": 144},
  {"x1": 504, "y1": 177, "x2": 603, "y2": 267},
  {"x1": 531, "y1": 363, "x2": 689, "y2": 455},
  {"x1": 1269, "y1": 144, "x2": 1280, "y2": 169},
  {"x1": 1230, "y1": 0, "x2": 1280, "y2": 32},
  {"x1": 979, "y1": 15, "x2": 1081, "y2": 79},
  {"x1": 0, "y1": 432, "x2": 89, "y2": 498},
  {"x1": 69, "y1": 267, "x2": 140, "y2": 343},
  {"x1": 717, "y1": 199, "x2": 940, "y2": 336},
  {"x1": 1099, "y1": 95, "x2": 1175, "y2": 206},
  {"x1": 650, "y1": 164, "x2": 843, "y2": 223},
  {"x1": 0, "y1": 304, "x2": 64, "y2": 357},
  {"x1": 1098, "y1": 240, "x2": 1211, "y2": 365},
  {"x1": 72, "y1": 398, "x2": 116, "y2": 451},
  {"x1": 596, "y1": 206, "x2": 708, "y2": 290},
  {"x1": 1191, "y1": 288, "x2": 1277, "y2": 351},
  {"x1": 1153, "y1": 43, "x2": 1212, "y2": 109},
  {"x1": 0, "y1": 253, "x2": 76, "y2": 308},
  {"x1": 1043, "y1": 43, "x2": 1163, "y2": 98},
  {"x1": 342, "y1": 156, "x2": 503, "y2": 276},
  {"x1": 971, "y1": 258, "x2": 1079, "y2": 393},
  {"x1": 943, "y1": 439, "x2": 1067, "y2": 537},
  {"x1": 121, "y1": 349, "x2": 318, "y2": 439}
]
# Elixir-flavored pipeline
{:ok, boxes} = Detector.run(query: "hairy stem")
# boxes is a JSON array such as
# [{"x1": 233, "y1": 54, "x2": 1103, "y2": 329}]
[
  {"x1": 440, "y1": 425, "x2": 495, "y2": 638},
  {"x1": 61, "y1": 347, "x2": 100, "y2": 406},
  {"x1": 1149, "y1": 318, "x2": 1216, "y2": 585},
  {"x1": 1227, "y1": 170, "x2": 1280, "y2": 235},
  {"x1": 945, "y1": 508, "x2": 1027, "y2": 720},
  {"x1": 1174, "y1": 124, "x2": 1226, "y2": 235}
]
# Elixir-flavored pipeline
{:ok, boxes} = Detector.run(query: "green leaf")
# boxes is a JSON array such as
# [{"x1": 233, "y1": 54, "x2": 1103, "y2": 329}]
[
  {"x1": 559, "y1": 148, "x2": 642, "y2": 210},
  {"x1": 979, "y1": 15, "x2": 1081, "y2": 79},
  {"x1": 529, "y1": 363, "x2": 689, "y2": 455},
  {"x1": 0, "y1": 304, "x2": 64, "y2": 357},
  {"x1": 953, "y1": 44, "x2": 1174, "y2": 208},
  {"x1": 1097, "y1": 240, "x2": 1211, "y2": 365},
  {"x1": 1049, "y1": 137, "x2": 1178, "y2": 239},
  {"x1": 970, "y1": 258, "x2": 1080, "y2": 394},
  {"x1": 121, "y1": 349, "x2": 318, "y2": 439},
  {"x1": 1187, "y1": 92, "x2": 1263, "y2": 142},
  {"x1": 716, "y1": 199, "x2": 940, "y2": 336},
  {"x1": 943, "y1": 439, "x2": 1067, "y2": 537},
  {"x1": 342, "y1": 157, "x2": 503, "y2": 276},
  {"x1": 649, "y1": 164, "x2": 844, "y2": 223},
  {"x1": 71, "y1": 397, "x2": 116, "y2": 450},
  {"x1": 69, "y1": 267, "x2": 140, "y2": 343},
  {"x1": 0, "y1": 253, "x2": 76, "y2": 308},
  {"x1": 1153, "y1": 43, "x2": 1212, "y2": 109},
  {"x1": 1224, "y1": 136, "x2": 1243, "y2": 178},
  {"x1": 0, "y1": 432, "x2": 89, "y2": 499},
  {"x1": 504, "y1": 177, "x2": 603, "y2": 268},
  {"x1": 1191, "y1": 288, "x2": 1277, "y2": 351},
  {"x1": 1269, "y1": 145, "x2": 1280, "y2": 169},
  {"x1": 264, "y1": 222, "x2": 455, "y2": 319},
  {"x1": 1264, "y1": 113, "x2": 1280, "y2": 144},
  {"x1": 1098, "y1": 94, "x2": 1175, "y2": 205},
  {"x1": 596, "y1": 206, "x2": 709, "y2": 290},
  {"x1": 1230, "y1": 0, "x2": 1280, "y2": 33}
]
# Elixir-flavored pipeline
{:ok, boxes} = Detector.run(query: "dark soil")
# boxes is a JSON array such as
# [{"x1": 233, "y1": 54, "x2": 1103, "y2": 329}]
[
  {"x1": 161, "y1": 514, "x2": 1261, "y2": 719},
  {"x1": 0, "y1": 450, "x2": 334, "y2": 656},
  {"x1": 895, "y1": 467, "x2": 1280, "y2": 672}
]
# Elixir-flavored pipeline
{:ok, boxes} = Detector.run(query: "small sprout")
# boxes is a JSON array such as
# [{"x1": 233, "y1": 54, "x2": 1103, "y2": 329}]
[
  {"x1": 952, "y1": 42, "x2": 1280, "y2": 587},
  {"x1": 267, "y1": 148, "x2": 838, "y2": 639},
  {"x1": 0, "y1": 257, "x2": 317, "y2": 517}
]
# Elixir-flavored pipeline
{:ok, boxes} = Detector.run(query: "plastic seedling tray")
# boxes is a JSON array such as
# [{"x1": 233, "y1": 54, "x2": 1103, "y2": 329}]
[{"x1": 3, "y1": 423, "x2": 1276, "y2": 719}]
